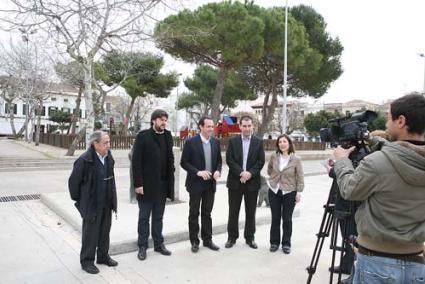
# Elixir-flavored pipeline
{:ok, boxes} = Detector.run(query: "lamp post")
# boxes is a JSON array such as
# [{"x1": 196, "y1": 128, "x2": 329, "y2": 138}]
[
  {"x1": 419, "y1": 53, "x2": 425, "y2": 94},
  {"x1": 281, "y1": 0, "x2": 289, "y2": 134}
]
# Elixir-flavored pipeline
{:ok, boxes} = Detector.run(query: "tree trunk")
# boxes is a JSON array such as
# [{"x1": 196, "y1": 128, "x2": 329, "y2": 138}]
[
  {"x1": 66, "y1": 126, "x2": 86, "y2": 156},
  {"x1": 70, "y1": 84, "x2": 83, "y2": 135},
  {"x1": 257, "y1": 97, "x2": 269, "y2": 137},
  {"x1": 16, "y1": 122, "x2": 27, "y2": 138},
  {"x1": 83, "y1": 60, "x2": 95, "y2": 146},
  {"x1": 99, "y1": 87, "x2": 107, "y2": 116},
  {"x1": 24, "y1": 100, "x2": 30, "y2": 142},
  {"x1": 258, "y1": 79, "x2": 279, "y2": 137},
  {"x1": 28, "y1": 107, "x2": 35, "y2": 143},
  {"x1": 211, "y1": 67, "x2": 229, "y2": 124},
  {"x1": 122, "y1": 96, "x2": 136, "y2": 135},
  {"x1": 35, "y1": 104, "x2": 42, "y2": 146},
  {"x1": 7, "y1": 102, "x2": 17, "y2": 137}
]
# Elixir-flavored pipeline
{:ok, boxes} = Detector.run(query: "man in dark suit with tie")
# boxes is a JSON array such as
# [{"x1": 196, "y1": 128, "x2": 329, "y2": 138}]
[
  {"x1": 180, "y1": 117, "x2": 222, "y2": 253},
  {"x1": 225, "y1": 115, "x2": 265, "y2": 249}
]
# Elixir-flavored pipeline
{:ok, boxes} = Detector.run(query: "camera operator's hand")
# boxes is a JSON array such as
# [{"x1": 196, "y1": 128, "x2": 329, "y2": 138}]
[
  {"x1": 334, "y1": 146, "x2": 356, "y2": 161},
  {"x1": 369, "y1": 130, "x2": 387, "y2": 139},
  {"x1": 368, "y1": 130, "x2": 389, "y2": 152}
]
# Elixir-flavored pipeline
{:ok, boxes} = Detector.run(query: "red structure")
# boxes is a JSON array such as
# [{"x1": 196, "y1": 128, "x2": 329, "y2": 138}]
[
  {"x1": 214, "y1": 115, "x2": 241, "y2": 138},
  {"x1": 179, "y1": 115, "x2": 241, "y2": 139}
]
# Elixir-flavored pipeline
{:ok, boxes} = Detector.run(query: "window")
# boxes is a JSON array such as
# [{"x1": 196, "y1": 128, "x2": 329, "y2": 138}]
[
  {"x1": 48, "y1": 106, "x2": 58, "y2": 116},
  {"x1": 22, "y1": 104, "x2": 27, "y2": 115},
  {"x1": 64, "y1": 98, "x2": 68, "y2": 103},
  {"x1": 51, "y1": 97, "x2": 57, "y2": 102},
  {"x1": 73, "y1": 109, "x2": 82, "y2": 118},
  {"x1": 106, "y1": 102, "x2": 111, "y2": 113},
  {"x1": 5, "y1": 103, "x2": 17, "y2": 115},
  {"x1": 346, "y1": 110, "x2": 351, "y2": 116},
  {"x1": 62, "y1": 107, "x2": 70, "y2": 113},
  {"x1": 35, "y1": 106, "x2": 46, "y2": 116}
]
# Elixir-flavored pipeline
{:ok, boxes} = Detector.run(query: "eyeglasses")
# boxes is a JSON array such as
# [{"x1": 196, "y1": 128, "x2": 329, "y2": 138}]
[{"x1": 103, "y1": 176, "x2": 114, "y2": 181}]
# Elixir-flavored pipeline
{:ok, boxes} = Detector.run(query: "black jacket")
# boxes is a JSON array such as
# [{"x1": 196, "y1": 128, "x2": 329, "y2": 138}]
[
  {"x1": 132, "y1": 128, "x2": 175, "y2": 201},
  {"x1": 180, "y1": 134, "x2": 222, "y2": 193},
  {"x1": 226, "y1": 135, "x2": 265, "y2": 191},
  {"x1": 68, "y1": 147, "x2": 117, "y2": 219}
]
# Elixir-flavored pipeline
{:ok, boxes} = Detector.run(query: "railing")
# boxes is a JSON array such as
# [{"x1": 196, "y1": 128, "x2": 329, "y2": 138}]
[
  {"x1": 38, "y1": 133, "x2": 86, "y2": 149},
  {"x1": 39, "y1": 133, "x2": 325, "y2": 151},
  {"x1": 38, "y1": 133, "x2": 136, "y2": 150}
]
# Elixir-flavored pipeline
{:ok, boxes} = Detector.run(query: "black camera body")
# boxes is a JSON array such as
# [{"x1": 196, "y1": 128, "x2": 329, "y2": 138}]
[{"x1": 320, "y1": 110, "x2": 377, "y2": 144}]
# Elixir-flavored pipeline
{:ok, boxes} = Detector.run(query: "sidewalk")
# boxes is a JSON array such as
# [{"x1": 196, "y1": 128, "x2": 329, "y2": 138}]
[{"x1": 0, "y1": 175, "x2": 337, "y2": 284}]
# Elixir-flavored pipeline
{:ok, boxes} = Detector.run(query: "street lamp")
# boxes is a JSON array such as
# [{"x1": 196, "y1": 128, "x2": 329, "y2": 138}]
[
  {"x1": 281, "y1": 0, "x2": 289, "y2": 134},
  {"x1": 419, "y1": 53, "x2": 425, "y2": 94}
]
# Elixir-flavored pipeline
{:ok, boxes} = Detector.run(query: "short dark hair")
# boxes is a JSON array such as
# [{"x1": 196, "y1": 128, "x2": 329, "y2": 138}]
[
  {"x1": 150, "y1": 109, "x2": 168, "y2": 126},
  {"x1": 276, "y1": 134, "x2": 295, "y2": 155},
  {"x1": 239, "y1": 115, "x2": 253, "y2": 125},
  {"x1": 198, "y1": 116, "x2": 213, "y2": 128},
  {"x1": 390, "y1": 93, "x2": 425, "y2": 135}
]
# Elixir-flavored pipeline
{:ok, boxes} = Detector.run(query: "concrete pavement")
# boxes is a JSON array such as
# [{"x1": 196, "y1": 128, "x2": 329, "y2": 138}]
[
  {"x1": 0, "y1": 137, "x2": 342, "y2": 283},
  {"x1": 0, "y1": 175, "x2": 338, "y2": 284}
]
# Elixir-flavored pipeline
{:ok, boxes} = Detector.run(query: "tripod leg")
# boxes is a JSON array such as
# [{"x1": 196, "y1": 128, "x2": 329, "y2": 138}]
[
  {"x1": 329, "y1": 215, "x2": 341, "y2": 284},
  {"x1": 337, "y1": 218, "x2": 348, "y2": 284},
  {"x1": 306, "y1": 204, "x2": 334, "y2": 284}
]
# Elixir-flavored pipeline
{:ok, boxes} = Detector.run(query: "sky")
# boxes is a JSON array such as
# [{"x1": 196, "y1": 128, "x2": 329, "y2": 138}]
[
  {"x1": 1, "y1": 0, "x2": 425, "y2": 105},
  {"x1": 176, "y1": 0, "x2": 425, "y2": 104}
]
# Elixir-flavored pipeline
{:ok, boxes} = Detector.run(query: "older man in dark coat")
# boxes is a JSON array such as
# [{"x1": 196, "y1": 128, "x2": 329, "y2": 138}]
[
  {"x1": 132, "y1": 109, "x2": 175, "y2": 261},
  {"x1": 69, "y1": 131, "x2": 118, "y2": 274}
]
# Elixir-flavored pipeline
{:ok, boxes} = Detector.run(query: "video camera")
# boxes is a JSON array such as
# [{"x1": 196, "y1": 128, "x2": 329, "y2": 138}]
[{"x1": 319, "y1": 110, "x2": 377, "y2": 144}]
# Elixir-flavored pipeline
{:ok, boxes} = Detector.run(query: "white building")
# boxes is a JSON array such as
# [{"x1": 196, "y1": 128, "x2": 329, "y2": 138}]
[{"x1": 0, "y1": 84, "x2": 87, "y2": 136}]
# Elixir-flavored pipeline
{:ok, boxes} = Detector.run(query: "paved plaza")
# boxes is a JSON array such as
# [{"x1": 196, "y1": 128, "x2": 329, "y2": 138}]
[{"x1": 0, "y1": 138, "x2": 341, "y2": 284}]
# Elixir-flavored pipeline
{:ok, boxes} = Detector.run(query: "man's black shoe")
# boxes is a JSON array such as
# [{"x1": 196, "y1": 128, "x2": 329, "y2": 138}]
[
  {"x1": 154, "y1": 244, "x2": 172, "y2": 256},
  {"x1": 203, "y1": 241, "x2": 220, "y2": 251},
  {"x1": 329, "y1": 266, "x2": 351, "y2": 275},
  {"x1": 270, "y1": 244, "x2": 279, "y2": 252},
  {"x1": 191, "y1": 243, "x2": 199, "y2": 253},
  {"x1": 282, "y1": 245, "x2": 291, "y2": 254},
  {"x1": 246, "y1": 240, "x2": 258, "y2": 249},
  {"x1": 137, "y1": 247, "x2": 147, "y2": 261},
  {"x1": 225, "y1": 239, "x2": 236, "y2": 248},
  {"x1": 82, "y1": 264, "x2": 100, "y2": 274},
  {"x1": 97, "y1": 257, "x2": 118, "y2": 267}
]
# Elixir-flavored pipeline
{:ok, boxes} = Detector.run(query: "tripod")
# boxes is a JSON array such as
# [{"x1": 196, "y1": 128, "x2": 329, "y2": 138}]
[{"x1": 306, "y1": 180, "x2": 356, "y2": 284}]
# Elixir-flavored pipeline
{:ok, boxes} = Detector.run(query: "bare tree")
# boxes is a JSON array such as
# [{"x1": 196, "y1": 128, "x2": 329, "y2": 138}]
[
  {"x1": 0, "y1": 38, "x2": 51, "y2": 141},
  {"x1": 0, "y1": 0, "x2": 172, "y2": 155},
  {"x1": 55, "y1": 61, "x2": 84, "y2": 135},
  {"x1": 0, "y1": 76, "x2": 19, "y2": 137}
]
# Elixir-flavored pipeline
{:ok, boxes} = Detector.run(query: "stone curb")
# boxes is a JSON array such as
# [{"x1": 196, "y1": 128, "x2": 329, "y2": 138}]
[{"x1": 40, "y1": 193, "x2": 300, "y2": 256}]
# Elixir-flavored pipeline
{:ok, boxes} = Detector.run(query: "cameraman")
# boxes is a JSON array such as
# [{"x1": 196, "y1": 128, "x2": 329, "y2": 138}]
[{"x1": 333, "y1": 94, "x2": 425, "y2": 283}]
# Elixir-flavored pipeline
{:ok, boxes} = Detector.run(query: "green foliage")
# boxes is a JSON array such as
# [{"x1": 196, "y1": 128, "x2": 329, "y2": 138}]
[
  {"x1": 290, "y1": 5, "x2": 343, "y2": 97},
  {"x1": 94, "y1": 121, "x2": 103, "y2": 130},
  {"x1": 368, "y1": 111, "x2": 387, "y2": 131},
  {"x1": 99, "y1": 51, "x2": 179, "y2": 100},
  {"x1": 154, "y1": 1, "x2": 265, "y2": 67},
  {"x1": 241, "y1": 5, "x2": 342, "y2": 99},
  {"x1": 49, "y1": 110, "x2": 71, "y2": 132},
  {"x1": 303, "y1": 110, "x2": 341, "y2": 137},
  {"x1": 154, "y1": 1, "x2": 265, "y2": 121},
  {"x1": 177, "y1": 65, "x2": 256, "y2": 112}
]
